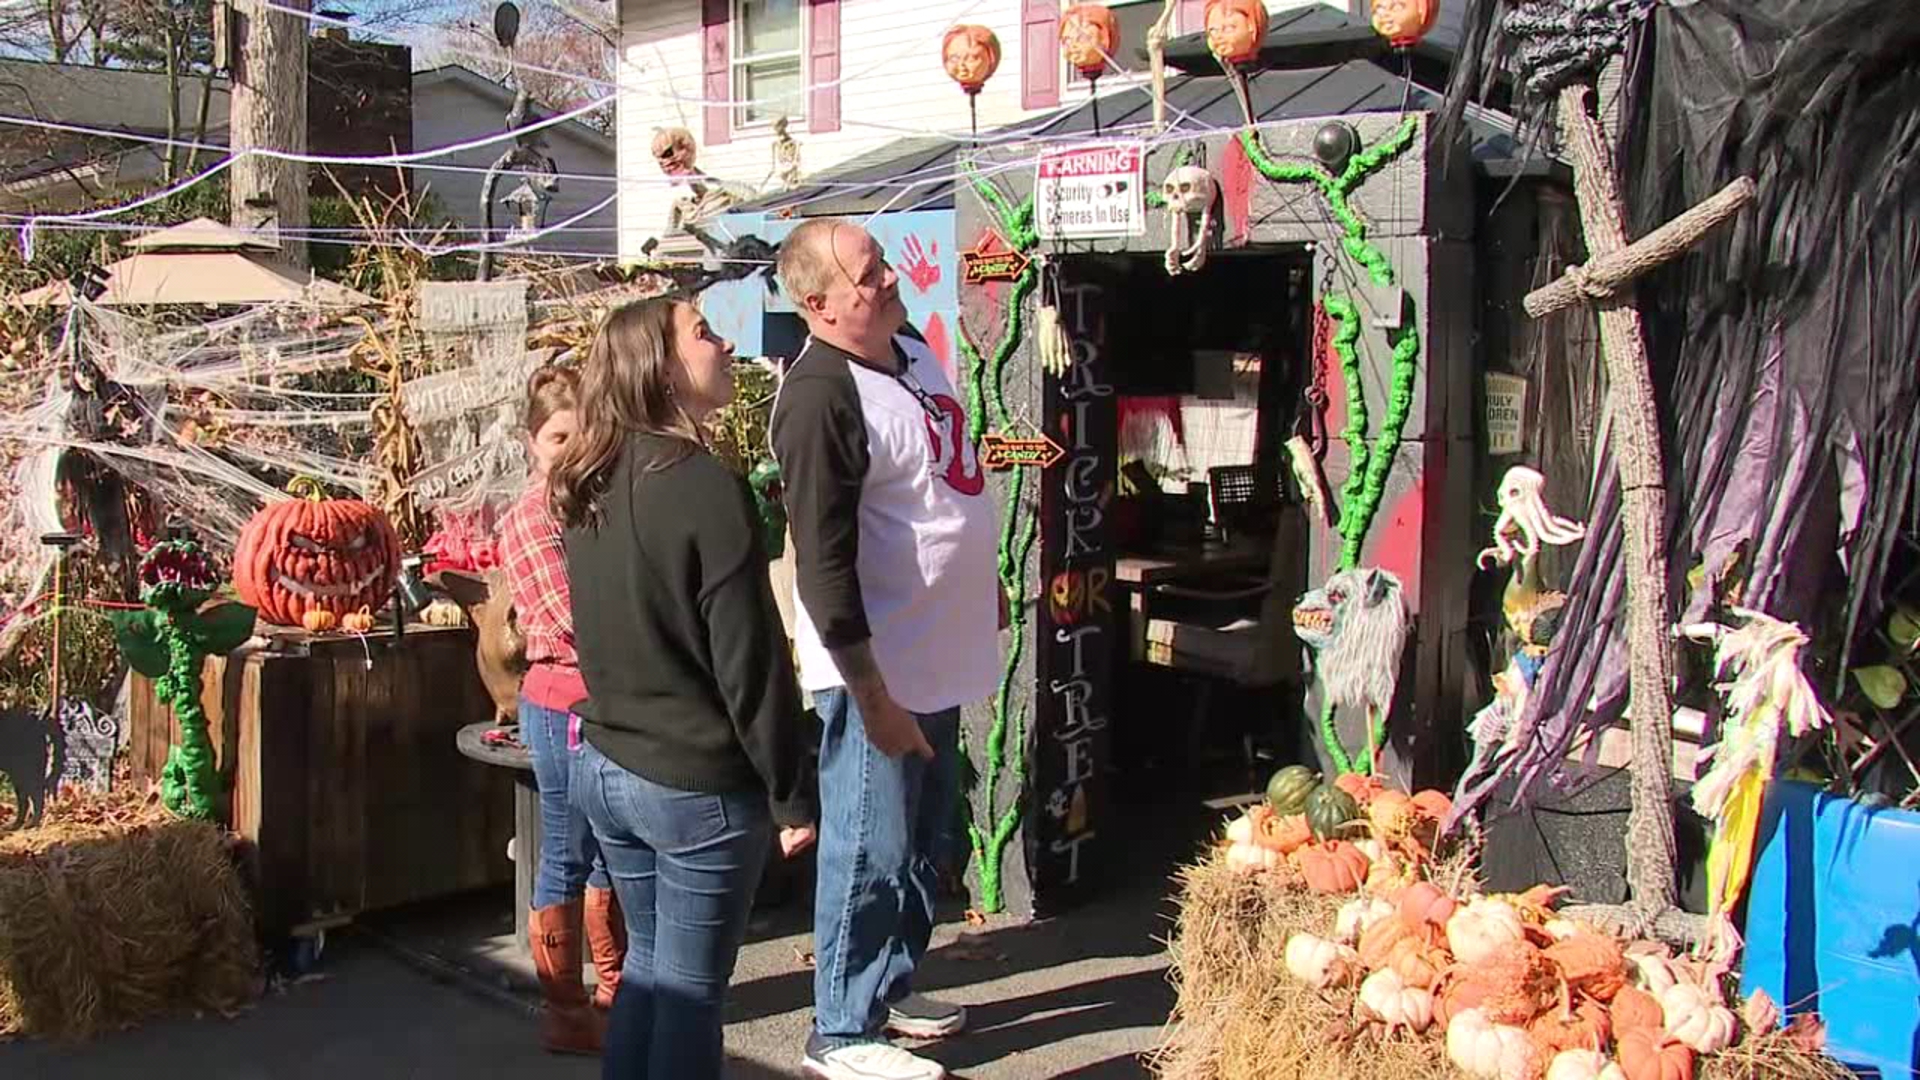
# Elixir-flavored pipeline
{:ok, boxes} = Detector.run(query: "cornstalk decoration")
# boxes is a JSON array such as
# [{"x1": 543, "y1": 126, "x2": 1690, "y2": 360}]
[{"x1": 351, "y1": 317, "x2": 433, "y2": 552}]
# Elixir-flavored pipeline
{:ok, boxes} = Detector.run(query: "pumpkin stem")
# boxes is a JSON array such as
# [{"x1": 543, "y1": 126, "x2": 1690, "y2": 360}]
[{"x1": 285, "y1": 476, "x2": 327, "y2": 502}]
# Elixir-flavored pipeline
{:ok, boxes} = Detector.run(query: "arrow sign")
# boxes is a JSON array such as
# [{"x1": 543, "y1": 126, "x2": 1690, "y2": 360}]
[
  {"x1": 961, "y1": 236, "x2": 1032, "y2": 285},
  {"x1": 982, "y1": 433, "x2": 1065, "y2": 470}
]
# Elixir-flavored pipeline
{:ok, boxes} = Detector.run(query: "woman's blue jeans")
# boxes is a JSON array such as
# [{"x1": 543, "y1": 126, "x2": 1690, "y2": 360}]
[
  {"x1": 519, "y1": 697, "x2": 608, "y2": 907},
  {"x1": 571, "y1": 738, "x2": 772, "y2": 1080}
]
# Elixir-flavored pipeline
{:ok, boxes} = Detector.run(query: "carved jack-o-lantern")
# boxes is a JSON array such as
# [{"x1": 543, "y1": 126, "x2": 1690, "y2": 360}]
[
  {"x1": 1050, "y1": 570, "x2": 1086, "y2": 624},
  {"x1": 1370, "y1": 0, "x2": 1438, "y2": 48},
  {"x1": 234, "y1": 478, "x2": 402, "y2": 628},
  {"x1": 1060, "y1": 3, "x2": 1119, "y2": 79},
  {"x1": 942, "y1": 24, "x2": 1001, "y2": 94},
  {"x1": 651, "y1": 126, "x2": 698, "y2": 177},
  {"x1": 1205, "y1": 0, "x2": 1269, "y2": 66}
]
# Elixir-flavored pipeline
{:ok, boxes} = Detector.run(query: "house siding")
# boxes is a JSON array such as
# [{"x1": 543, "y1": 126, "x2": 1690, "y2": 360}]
[
  {"x1": 615, "y1": 0, "x2": 1455, "y2": 259},
  {"x1": 412, "y1": 75, "x2": 619, "y2": 258}
]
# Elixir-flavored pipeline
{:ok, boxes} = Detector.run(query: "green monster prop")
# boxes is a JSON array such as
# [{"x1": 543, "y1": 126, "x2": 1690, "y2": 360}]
[{"x1": 111, "y1": 540, "x2": 257, "y2": 820}]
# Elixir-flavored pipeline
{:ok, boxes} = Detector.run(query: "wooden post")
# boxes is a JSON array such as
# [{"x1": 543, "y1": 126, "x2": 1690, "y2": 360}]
[
  {"x1": 1533, "y1": 83, "x2": 1755, "y2": 942},
  {"x1": 230, "y1": 0, "x2": 310, "y2": 270}
]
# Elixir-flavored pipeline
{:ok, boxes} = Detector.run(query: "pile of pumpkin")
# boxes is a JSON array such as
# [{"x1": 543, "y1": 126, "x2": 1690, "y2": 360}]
[{"x1": 1217, "y1": 769, "x2": 1758, "y2": 1080}]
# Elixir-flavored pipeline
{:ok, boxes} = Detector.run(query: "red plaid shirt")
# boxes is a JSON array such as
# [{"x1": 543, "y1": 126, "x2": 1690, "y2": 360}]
[{"x1": 497, "y1": 482, "x2": 586, "y2": 711}]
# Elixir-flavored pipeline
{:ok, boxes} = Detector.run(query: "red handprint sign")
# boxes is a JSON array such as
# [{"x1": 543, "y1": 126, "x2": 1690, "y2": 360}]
[{"x1": 898, "y1": 234, "x2": 942, "y2": 294}]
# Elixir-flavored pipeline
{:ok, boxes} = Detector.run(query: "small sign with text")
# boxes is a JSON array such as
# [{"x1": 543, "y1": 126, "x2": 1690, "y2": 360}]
[{"x1": 1034, "y1": 143, "x2": 1146, "y2": 240}]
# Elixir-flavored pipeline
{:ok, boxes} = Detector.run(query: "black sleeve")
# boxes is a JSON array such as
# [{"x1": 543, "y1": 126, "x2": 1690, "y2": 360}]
[
  {"x1": 769, "y1": 361, "x2": 871, "y2": 650},
  {"x1": 680, "y1": 460, "x2": 817, "y2": 828}
]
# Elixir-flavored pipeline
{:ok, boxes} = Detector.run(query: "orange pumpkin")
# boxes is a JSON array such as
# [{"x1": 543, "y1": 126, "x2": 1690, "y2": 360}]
[
  {"x1": 303, "y1": 608, "x2": 338, "y2": 633},
  {"x1": 1609, "y1": 985, "x2": 1666, "y2": 1035},
  {"x1": 341, "y1": 606, "x2": 377, "y2": 634},
  {"x1": 1060, "y1": 3, "x2": 1119, "y2": 78},
  {"x1": 1335, "y1": 772, "x2": 1387, "y2": 806},
  {"x1": 1396, "y1": 880, "x2": 1458, "y2": 942},
  {"x1": 1369, "y1": 0, "x2": 1438, "y2": 49},
  {"x1": 1203, "y1": 0, "x2": 1267, "y2": 66},
  {"x1": 1437, "y1": 940, "x2": 1563, "y2": 1027},
  {"x1": 1386, "y1": 936, "x2": 1446, "y2": 989},
  {"x1": 941, "y1": 24, "x2": 1000, "y2": 93},
  {"x1": 1295, "y1": 840, "x2": 1370, "y2": 894},
  {"x1": 1359, "y1": 911, "x2": 1418, "y2": 970},
  {"x1": 1528, "y1": 999, "x2": 1612, "y2": 1057},
  {"x1": 234, "y1": 478, "x2": 401, "y2": 627},
  {"x1": 1616, "y1": 1028, "x2": 1695, "y2": 1080},
  {"x1": 1410, "y1": 788, "x2": 1453, "y2": 821},
  {"x1": 1248, "y1": 805, "x2": 1313, "y2": 854},
  {"x1": 1544, "y1": 933, "x2": 1628, "y2": 1002}
]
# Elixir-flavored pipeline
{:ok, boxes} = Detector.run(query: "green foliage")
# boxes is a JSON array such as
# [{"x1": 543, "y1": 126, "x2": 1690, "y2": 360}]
[
  {"x1": 708, "y1": 363, "x2": 778, "y2": 476},
  {"x1": 0, "y1": 554, "x2": 131, "y2": 715}
]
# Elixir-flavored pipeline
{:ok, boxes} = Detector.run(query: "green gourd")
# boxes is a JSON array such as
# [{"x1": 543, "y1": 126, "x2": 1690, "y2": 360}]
[
  {"x1": 1305, "y1": 783, "x2": 1361, "y2": 841},
  {"x1": 1265, "y1": 765, "x2": 1322, "y2": 816}
]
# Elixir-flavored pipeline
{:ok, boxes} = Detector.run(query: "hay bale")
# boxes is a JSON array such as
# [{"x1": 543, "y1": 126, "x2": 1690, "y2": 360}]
[
  {"x1": 1153, "y1": 846, "x2": 1851, "y2": 1080},
  {"x1": 0, "y1": 783, "x2": 260, "y2": 1040}
]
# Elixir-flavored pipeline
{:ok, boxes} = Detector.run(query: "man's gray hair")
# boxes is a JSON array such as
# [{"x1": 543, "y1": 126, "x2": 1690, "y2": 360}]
[{"x1": 776, "y1": 218, "x2": 852, "y2": 309}]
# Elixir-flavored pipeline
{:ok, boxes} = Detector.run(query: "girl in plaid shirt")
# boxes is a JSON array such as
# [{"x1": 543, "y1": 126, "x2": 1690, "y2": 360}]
[{"x1": 497, "y1": 364, "x2": 626, "y2": 1055}]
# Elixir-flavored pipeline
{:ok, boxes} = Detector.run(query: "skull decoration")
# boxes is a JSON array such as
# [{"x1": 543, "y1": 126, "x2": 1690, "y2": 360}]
[
  {"x1": 1162, "y1": 165, "x2": 1216, "y2": 215},
  {"x1": 651, "y1": 126, "x2": 697, "y2": 177},
  {"x1": 942, "y1": 24, "x2": 1001, "y2": 94}
]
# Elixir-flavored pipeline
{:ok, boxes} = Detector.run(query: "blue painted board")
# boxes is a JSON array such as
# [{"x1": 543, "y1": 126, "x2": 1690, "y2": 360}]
[
  {"x1": 698, "y1": 209, "x2": 960, "y2": 382},
  {"x1": 1743, "y1": 780, "x2": 1920, "y2": 1078}
]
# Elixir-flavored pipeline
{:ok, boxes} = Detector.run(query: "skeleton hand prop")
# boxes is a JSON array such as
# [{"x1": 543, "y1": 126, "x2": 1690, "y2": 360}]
[
  {"x1": 1476, "y1": 465, "x2": 1587, "y2": 570},
  {"x1": 1286, "y1": 435, "x2": 1336, "y2": 528},
  {"x1": 1038, "y1": 300, "x2": 1072, "y2": 377},
  {"x1": 1162, "y1": 165, "x2": 1215, "y2": 276}
]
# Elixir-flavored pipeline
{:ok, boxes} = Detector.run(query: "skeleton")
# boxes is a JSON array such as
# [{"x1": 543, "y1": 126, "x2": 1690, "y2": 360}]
[
  {"x1": 1292, "y1": 567, "x2": 1411, "y2": 774},
  {"x1": 1161, "y1": 164, "x2": 1216, "y2": 276}
]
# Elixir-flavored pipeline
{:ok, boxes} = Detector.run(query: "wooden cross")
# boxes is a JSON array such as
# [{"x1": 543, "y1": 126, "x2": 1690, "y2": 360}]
[{"x1": 1528, "y1": 83, "x2": 1755, "y2": 942}]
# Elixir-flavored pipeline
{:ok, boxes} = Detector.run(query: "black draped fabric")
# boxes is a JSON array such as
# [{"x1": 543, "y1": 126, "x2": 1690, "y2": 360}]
[{"x1": 1445, "y1": 0, "x2": 1920, "y2": 813}]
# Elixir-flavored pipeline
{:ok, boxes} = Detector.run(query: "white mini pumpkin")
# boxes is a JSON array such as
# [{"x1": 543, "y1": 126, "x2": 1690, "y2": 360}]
[
  {"x1": 1446, "y1": 1007, "x2": 1539, "y2": 1080},
  {"x1": 1546, "y1": 1049, "x2": 1626, "y2": 1080},
  {"x1": 1357, "y1": 967, "x2": 1434, "y2": 1033},
  {"x1": 1285, "y1": 932, "x2": 1361, "y2": 990},
  {"x1": 1446, "y1": 897, "x2": 1526, "y2": 966},
  {"x1": 1629, "y1": 953, "x2": 1679, "y2": 995},
  {"x1": 1335, "y1": 896, "x2": 1396, "y2": 944},
  {"x1": 1659, "y1": 982, "x2": 1737, "y2": 1054}
]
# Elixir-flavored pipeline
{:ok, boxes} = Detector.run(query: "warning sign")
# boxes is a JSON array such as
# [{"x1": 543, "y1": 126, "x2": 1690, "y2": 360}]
[{"x1": 1034, "y1": 143, "x2": 1146, "y2": 240}]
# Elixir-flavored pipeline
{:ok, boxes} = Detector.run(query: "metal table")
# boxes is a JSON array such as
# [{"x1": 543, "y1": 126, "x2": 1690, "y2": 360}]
[{"x1": 455, "y1": 721, "x2": 539, "y2": 953}]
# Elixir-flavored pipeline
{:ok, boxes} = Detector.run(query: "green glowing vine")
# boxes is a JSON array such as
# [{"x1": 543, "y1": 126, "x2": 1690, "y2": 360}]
[
  {"x1": 1238, "y1": 117, "x2": 1421, "y2": 774},
  {"x1": 958, "y1": 163, "x2": 1042, "y2": 912}
]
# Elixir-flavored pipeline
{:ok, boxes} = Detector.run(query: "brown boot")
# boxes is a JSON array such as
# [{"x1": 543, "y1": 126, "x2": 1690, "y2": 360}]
[
  {"x1": 529, "y1": 901, "x2": 604, "y2": 1055},
  {"x1": 584, "y1": 886, "x2": 627, "y2": 1011}
]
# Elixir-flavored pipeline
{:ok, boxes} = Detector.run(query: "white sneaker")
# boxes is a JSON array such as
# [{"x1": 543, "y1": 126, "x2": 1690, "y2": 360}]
[
  {"x1": 885, "y1": 992, "x2": 968, "y2": 1039},
  {"x1": 801, "y1": 1040, "x2": 947, "y2": 1080}
]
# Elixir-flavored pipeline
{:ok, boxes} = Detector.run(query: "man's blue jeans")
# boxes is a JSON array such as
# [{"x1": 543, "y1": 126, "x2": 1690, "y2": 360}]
[
  {"x1": 571, "y1": 739, "x2": 772, "y2": 1079},
  {"x1": 810, "y1": 688, "x2": 962, "y2": 1044},
  {"x1": 518, "y1": 697, "x2": 608, "y2": 907}
]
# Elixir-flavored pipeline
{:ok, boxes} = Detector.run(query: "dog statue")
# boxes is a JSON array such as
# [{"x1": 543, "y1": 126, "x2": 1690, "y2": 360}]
[{"x1": 431, "y1": 569, "x2": 527, "y2": 725}]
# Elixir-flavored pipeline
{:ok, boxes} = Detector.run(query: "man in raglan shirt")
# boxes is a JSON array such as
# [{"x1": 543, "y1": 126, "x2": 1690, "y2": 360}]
[{"x1": 772, "y1": 219, "x2": 1002, "y2": 1080}]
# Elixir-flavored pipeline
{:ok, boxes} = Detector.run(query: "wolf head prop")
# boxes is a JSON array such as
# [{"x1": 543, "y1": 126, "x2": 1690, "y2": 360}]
[{"x1": 1292, "y1": 568, "x2": 1411, "y2": 712}]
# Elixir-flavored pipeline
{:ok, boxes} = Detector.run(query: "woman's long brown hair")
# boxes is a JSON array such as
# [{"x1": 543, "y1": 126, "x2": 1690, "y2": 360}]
[{"x1": 547, "y1": 297, "x2": 706, "y2": 528}]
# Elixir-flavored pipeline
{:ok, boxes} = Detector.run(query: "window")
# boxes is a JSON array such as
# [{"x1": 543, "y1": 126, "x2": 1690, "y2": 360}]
[{"x1": 732, "y1": 0, "x2": 804, "y2": 128}]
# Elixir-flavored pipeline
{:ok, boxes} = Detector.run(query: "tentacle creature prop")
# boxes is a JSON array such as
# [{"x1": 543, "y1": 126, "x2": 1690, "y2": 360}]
[
  {"x1": 1680, "y1": 606, "x2": 1832, "y2": 965},
  {"x1": 1457, "y1": 467, "x2": 1587, "y2": 801},
  {"x1": 1160, "y1": 165, "x2": 1215, "y2": 276},
  {"x1": 1292, "y1": 568, "x2": 1410, "y2": 775}
]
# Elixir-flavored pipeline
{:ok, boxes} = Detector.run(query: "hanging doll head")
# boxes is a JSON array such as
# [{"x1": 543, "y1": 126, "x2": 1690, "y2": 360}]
[
  {"x1": 1205, "y1": 0, "x2": 1269, "y2": 66},
  {"x1": 942, "y1": 24, "x2": 1001, "y2": 93}
]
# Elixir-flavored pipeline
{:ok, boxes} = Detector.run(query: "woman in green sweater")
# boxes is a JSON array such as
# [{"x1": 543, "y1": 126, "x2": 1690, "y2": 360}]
[{"x1": 549, "y1": 297, "x2": 817, "y2": 1079}]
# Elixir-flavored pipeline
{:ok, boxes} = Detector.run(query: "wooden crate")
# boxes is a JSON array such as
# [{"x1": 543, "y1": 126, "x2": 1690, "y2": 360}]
[{"x1": 128, "y1": 624, "x2": 515, "y2": 933}]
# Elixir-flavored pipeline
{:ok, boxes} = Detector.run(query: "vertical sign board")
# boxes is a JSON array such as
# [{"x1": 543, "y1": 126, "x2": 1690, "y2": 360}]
[
  {"x1": 1028, "y1": 266, "x2": 1118, "y2": 906},
  {"x1": 1484, "y1": 371, "x2": 1528, "y2": 457}
]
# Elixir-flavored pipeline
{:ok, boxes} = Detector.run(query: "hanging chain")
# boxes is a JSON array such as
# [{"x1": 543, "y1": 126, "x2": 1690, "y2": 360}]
[{"x1": 1298, "y1": 297, "x2": 1333, "y2": 455}]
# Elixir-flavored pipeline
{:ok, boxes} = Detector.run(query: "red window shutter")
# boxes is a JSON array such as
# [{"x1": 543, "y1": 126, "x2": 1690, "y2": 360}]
[
  {"x1": 702, "y1": 0, "x2": 730, "y2": 146},
  {"x1": 1021, "y1": 0, "x2": 1060, "y2": 110},
  {"x1": 808, "y1": 0, "x2": 840, "y2": 133},
  {"x1": 1178, "y1": 0, "x2": 1205, "y2": 34}
]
